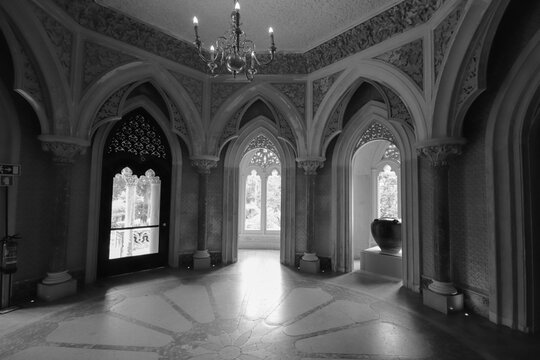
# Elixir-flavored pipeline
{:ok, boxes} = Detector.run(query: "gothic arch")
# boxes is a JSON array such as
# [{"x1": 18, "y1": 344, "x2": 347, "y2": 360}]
[
  {"x1": 77, "y1": 62, "x2": 204, "y2": 155},
  {"x1": 222, "y1": 117, "x2": 297, "y2": 267},
  {"x1": 485, "y1": 29, "x2": 540, "y2": 332},
  {"x1": 85, "y1": 96, "x2": 184, "y2": 283},
  {"x1": 312, "y1": 60, "x2": 427, "y2": 157},
  {"x1": 209, "y1": 82, "x2": 306, "y2": 157},
  {"x1": 331, "y1": 101, "x2": 420, "y2": 291}
]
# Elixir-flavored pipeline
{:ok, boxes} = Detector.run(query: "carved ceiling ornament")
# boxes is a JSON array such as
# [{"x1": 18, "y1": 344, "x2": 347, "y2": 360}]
[
  {"x1": 313, "y1": 71, "x2": 344, "y2": 116},
  {"x1": 191, "y1": 158, "x2": 218, "y2": 174},
  {"x1": 210, "y1": 82, "x2": 247, "y2": 118},
  {"x1": 355, "y1": 122, "x2": 396, "y2": 151},
  {"x1": 95, "y1": 84, "x2": 132, "y2": 124},
  {"x1": 375, "y1": 38, "x2": 424, "y2": 91},
  {"x1": 271, "y1": 83, "x2": 306, "y2": 119},
  {"x1": 380, "y1": 85, "x2": 414, "y2": 129},
  {"x1": 433, "y1": 0, "x2": 466, "y2": 82},
  {"x1": 31, "y1": 2, "x2": 73, "y2": 84},
  {"x1": 171, "y1": 72, "x2": 204, "y2": 116},
  {"x1": 82, "y1": 41, "x2": 137, "y2": 91},
  {"x1": 297, "y1": 158, "x2": 325, "y2": 176},
  {"x1": 417, "y1": 143, "x2": 463, "y2": 167}
]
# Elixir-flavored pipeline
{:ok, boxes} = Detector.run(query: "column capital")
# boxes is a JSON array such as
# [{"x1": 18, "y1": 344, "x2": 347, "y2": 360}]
[
  {"x1": 39, "y1": 135, "x2": 90, "y2": 164},
  {"x1": 416, "y1": 138, "x2": 465, "y2": 167},
  {"x1": 190, "y1": 156, "x2": 219, "y2": 174},
  {"x1": 297, "y1": 157, "x2": 325, "y2": 175}
]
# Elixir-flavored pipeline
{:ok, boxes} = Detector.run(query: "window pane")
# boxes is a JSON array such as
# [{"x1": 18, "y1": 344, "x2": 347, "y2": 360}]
[
  {"x1": 109, "y1": 227, "x2": 159, "y2": 259},
  {"x1": 266, "y1": 169, "x2": 281, "y2": 230},
  {"x1": 377, "y1": 164, "x2": 398, "y2": 219},
  {"x1": 245, "y1": 170, "x2": 261, "y2": 230}
]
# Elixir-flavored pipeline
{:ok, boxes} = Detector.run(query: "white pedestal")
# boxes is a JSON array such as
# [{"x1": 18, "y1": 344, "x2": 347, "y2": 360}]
[
  {"x1": 300, "y1": 253, "x2": 320, "y2": 273},
  {"x1": 37, "y1": 279, "x2": 77, "y2": 302},
  {"x1": 423, "y1": 288, "x2": 464, "y2": 314},
  {"x1": 360, "y1": 246, "x2": 402, "y2": 279}
]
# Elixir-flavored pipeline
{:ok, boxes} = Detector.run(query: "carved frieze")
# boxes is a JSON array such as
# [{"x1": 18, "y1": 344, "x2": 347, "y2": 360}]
[
  {"x1": 305, "y1": 0, "x2": 447, "y2": 73},
  {"x1": 83, "y1": 41, "x2": 136, "y2": 91},
  {"x1": 171, "y1": 72, "x2": 204, "y2": 116},
  {"x1": 210, "y1": 83, "x2": 247, "y2": 118},
  {"x1": 31, "y1": 3, "x2": 73, "y2": 84},
  {"x1": 380, "y1": 86, "x2": 414, "y2": 129},
  {"x1": 41, "y1": 140, "x2": 88, "y2": 164},
  {"x1": 355, "y1": 122, "x2": 396, "y2": 151},
  {"x1": 297, "y1": 159, "x2": 325, "y2": 176},
  {"x1": 433, "y1": 1, "x2": 466, "y2": 82},
  {"x1": 376, "y1": 39, "x2": 424, "y2": 91},
  {"x1": 271, "y1": 83, "x2": 306, "y2": 119},
  {"x1": 191, "y1": 158, "x2": 218, "y2": 174},
  {"x1": 313, "y1": 71, "x2": 343, "y2": 116},
  {"x1": 95, "y1": 84, "x2": 132, "y2": 123},
  {"x1": 417, "y1": 143, "x2": 463, "y2": 166}
]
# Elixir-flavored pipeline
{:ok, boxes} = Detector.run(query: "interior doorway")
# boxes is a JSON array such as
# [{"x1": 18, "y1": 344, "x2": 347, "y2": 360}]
[{"x1": 98, "y1": 108, "x2": 171, "y2": 277}]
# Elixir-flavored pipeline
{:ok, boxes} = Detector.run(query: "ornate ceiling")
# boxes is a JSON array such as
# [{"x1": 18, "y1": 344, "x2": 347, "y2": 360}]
[{"x1": 96, "y1": 0, "x2": 401, "y2": 53}]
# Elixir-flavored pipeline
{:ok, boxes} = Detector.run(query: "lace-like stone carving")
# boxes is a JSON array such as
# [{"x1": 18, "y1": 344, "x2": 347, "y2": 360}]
[
  {"x1": 191, "y1": 158, "x2": 218, "y2": 174},
  {"x1": 355, "y1": 122, "x2": 396, "y2": 151},
  {"x1": 382, "y1": 143, "x2": 401, "y2": 163},
  {"x1": 211, "y1": 83, "x2": 247, "y2": 118},
  {"x1": 32, "y1": 3, "x2": 73, "y2": 83},
  {"x1": 434, "y1": 1, "x2": 466, "y2": 82},
  {"x1": 171, "y1": 72, "x2": 204, "y2": 116},
  {"x1": 171, "y1": 101, "x2": 189, "y2": 141},
  {"x1": 107, "y1": 113, "x2": 167, "y2": 159},
  {"x1": 376, "y1": 39, "x2": 424, "y2": 90},
  {"x1": 41, "y1": 140, "x2": 88, "y2": 164},
  {"x1": 297, "y1": 159, "x2": 324, "y2": 175},
  {"x1": 244, "y1": 134, "x2": 279, "y2": 157},
  {"x1": 219, "y1": 105, "x2": 245, "y2": 150},
  {"x1": 277, "y1": 111, "x2": 297, "y2": 150},
  {"x1": 322, "y1": 97, "x2": 348, "y2": 146},
  {"x1": 457, "y1": 40, "x2": 481, "y2": 108},
  {"x1": 380, "y1": 86, "x2": 414, "y2": 128},
  {"x1": 271, "y1": 83, "x2": 306, "y2": 119},
  {"x1": 83, "y1": 41, "x2": 136, "y2": 91},
  {"x1": 95, "y1": 84, "x2": 132, "y2": 124},
  {"x1": 313, "y1": 71, "x2": 343, "y2": 116},
  {"x1": 417, "y1": 143, "x2": 463, "y2": 166},
  {"x1": 249, "y1": 148, "x2": 281, "y2": 168},
  {"x1": 19, "y1": 42, "x2": 44, "y2": 105}
]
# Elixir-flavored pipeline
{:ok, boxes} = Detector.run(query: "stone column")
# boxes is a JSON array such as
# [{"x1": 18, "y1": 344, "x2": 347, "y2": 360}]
[
  {"x1": 37, "y1": 136, "x2": 88, "y2": 301},
  {"x1": 191, "y1": 157, "x2": 218, "y2": 270},
  {"x1": 297, "y1": 158, "x2": 325, "y2": 273},
  {"x1": 417, "y1": 141, "x2": 464, "y2": 296}
]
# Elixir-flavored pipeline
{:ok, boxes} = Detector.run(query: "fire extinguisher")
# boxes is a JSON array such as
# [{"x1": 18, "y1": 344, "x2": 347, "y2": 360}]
[{"x1": 1, "y1": 234, "x2": 19, "y2": 274}]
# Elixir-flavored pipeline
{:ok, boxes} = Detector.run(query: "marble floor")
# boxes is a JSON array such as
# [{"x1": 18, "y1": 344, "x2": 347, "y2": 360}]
[{"x1": 1, "y1": 250, "x2": 539, "y2": 360}]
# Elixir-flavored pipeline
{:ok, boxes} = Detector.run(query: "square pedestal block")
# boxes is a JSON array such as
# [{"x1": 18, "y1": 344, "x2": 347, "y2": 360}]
[
  {"x1": 37, "y1": 279, "x2": 77, "y2": 302},
  {"x1": 423, "y1": 289, "x2": 464, "y2": 315},
  {"x1": 193, "y1": 257, "x2": 211, "y2": 270},
  {"x1": 299, "y1": 259, "x2": 320, "y2": 273},
  {"x1": 360, "y1": 246, "x2": 402, "y2": 279}
]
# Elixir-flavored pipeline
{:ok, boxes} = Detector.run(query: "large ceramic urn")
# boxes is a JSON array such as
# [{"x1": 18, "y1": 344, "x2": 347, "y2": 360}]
[{"x1": 370, "y1": 218, "x2": 402, "y2": 255}]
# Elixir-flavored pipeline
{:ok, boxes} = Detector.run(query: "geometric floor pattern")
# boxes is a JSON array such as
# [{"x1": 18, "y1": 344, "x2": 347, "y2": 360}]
[{"x1": 0, "y1": 250, "x2": 533, "y2": 359}]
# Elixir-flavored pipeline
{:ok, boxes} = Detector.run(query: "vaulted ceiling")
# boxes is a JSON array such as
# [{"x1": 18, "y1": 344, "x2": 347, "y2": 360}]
[{"x1": 96, "y1": 0, "x2": 401, "y2": 53}]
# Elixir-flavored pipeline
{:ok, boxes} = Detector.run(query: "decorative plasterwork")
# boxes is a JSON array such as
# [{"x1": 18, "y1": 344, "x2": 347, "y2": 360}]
[
  {"x1": 191, "y1": 158, "x2": 218, "y2": 174},
  {"x1": 31, "y1": 3, "x2": 73, "y2": 84},
  {"x1": 355, "y1": 122, "x2": 396, "y2": 151},
  {"x1": 380, "y1": 86, "x2": 414, "y2": 129},
  {"x1": 244, "y1": 134, "x2": 279, "y2": 157},
  {"x1": 433, "y1": 1, "x2": 466, "y2": 82},
  {"x1": 276, "y1": 111, "x2": 297, "y2": 151},
  {"x1": 305, "y1": 0, "x2": 447, "y2": 73},
  {"x1": 40, "y1": 139, "x2": 88, "y2": 164},
  {"x1": 271, "y1": 83, "x2": 306, "y2": 119},
  {"x1": 313, "y1": 71, "x2": 343, "y2": 116},
  {"x1": 219, "y1": 106, "x2": 244, "y2": 150},
  {"x1": 19, "y1": 43, "x2": 45, "y2": 106},
  {"x1": 297, "y1": 159, "x2": 325, "y2": 175},
  {"x1": 417, "y1": 143, "x2": 463, "y2": 166},
  {"x1": 210, "y1": 83, "x2": 247, "y2": 118},
  {"x1": 383, "y1": 143, "x2": 401, "y2": 163},
  {"x1": 457, "y1": 40, "x2": 482, "y2": 109},
  {"x1": 170, "y1": 72, "x2": 204, "y2": 116},
  {"x1": 82, "y1": 41, "x2": 136, "y2": 91},
  {"x1": 170, "y1": 100, "x2": 189, "y2": 144},
  {"x1": 95, "y1": 84, "x2": 132, "y2": 123},
  {"x1": 322, "y1": 96, "x2": 349, "y2": 147},
  {"x1": 375, "y1": 39, "x2": 424, "y2": 91},
  {"x1": 51, "y1": 0, "x2": 206, "y2": 72}
]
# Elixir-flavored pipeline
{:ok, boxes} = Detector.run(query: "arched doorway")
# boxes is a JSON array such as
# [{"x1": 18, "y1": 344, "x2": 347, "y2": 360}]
[{"x1": 97, "y1": 108, "x2": 172, "y2": 277}]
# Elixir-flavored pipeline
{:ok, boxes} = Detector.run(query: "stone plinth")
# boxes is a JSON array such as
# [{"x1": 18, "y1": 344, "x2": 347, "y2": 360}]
[
  {"x1": 37, "y1": 279, "x2": 77, "y2": 302},
  {"x1": 360, "y1": 246, "x2": 402, "y2": 279},
  {"x1": 423, "y1": 289, "x2": 464, "y2": 315}
]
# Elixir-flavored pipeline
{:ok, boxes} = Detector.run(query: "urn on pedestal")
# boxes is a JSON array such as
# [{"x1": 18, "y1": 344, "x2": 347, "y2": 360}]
[{"x1": 370, "y1": 218, "x2": 402, "y2": 255}]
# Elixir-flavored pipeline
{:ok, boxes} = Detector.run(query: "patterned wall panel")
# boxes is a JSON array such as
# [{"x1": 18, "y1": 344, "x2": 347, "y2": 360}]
[
  {"x1": 207, "y1": 161, "x2": 223, "y2": 251},
  {"x1": 457, "y1": 41, "x2": 482, "y2": 109},
  {"x1": 170, "y1": 100, "x2": 190, "y2": 147},
  {"x1": 170, "y1": 72, "x2": 204, "y2": 116},
  {"x1": 295, "y1": 168, "x2": 307, "y2": 253},
  {"x1": 83, "y1": 41, "x2": 137, "y2": 91},
  {"x1": 32, "y1": 3, "x2": 73, "y2": 84},
  {"x1": 276, "y1": 111, "x2": 297, "y2": 151},
  {"x1": 179, "y1": 152, "x2": 199, "y2": 251},
  {"x1": 433, "y1": 1, "x2": 466, "y2": 82},
  {"x1": 380, "y1": 86, "x2": 414, "y2": 129},
  {"x1": 375, "y1": 39, "x2": 424, "y2": 91},
  {"x1": 271, "y1": 83, "x2": 306, "y2": 120},
  {"x1": 313, "y1": 71, "x2": 343, "y2": 116},
  {"x1": 419, "y1": 157, "x2": 434, "y2": 278},
  {"x1": 95, "y1": 83, "x2": 132, "y2": 123},
  {"x1": 210, "y1": 82, "x2": 247, "y2": 118}
]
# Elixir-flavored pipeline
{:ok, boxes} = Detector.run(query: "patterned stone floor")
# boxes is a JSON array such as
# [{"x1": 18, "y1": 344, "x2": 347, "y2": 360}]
[{"x1": 1, "y1": 250, "x2": 539, "y2": 359}]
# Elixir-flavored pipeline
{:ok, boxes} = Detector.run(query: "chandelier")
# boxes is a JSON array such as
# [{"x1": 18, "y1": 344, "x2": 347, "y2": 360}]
[{"x1": 192, "y1": 1, "x2": 277, "y2": 81}]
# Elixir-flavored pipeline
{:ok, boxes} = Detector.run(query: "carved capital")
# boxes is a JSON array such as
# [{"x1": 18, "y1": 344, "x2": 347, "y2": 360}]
[
  {"x1": 191, "y1": 157, "x2": 219, "y2": 175},
  {"x1": 39, "y1": 135, "x2": 90, "y2": 164},
  {"x1": 417, "y1": 143, "x2": 463, "y2": 167},
  {"x1": 297, "y1": 158, "x2": 325, "y2": 175}
]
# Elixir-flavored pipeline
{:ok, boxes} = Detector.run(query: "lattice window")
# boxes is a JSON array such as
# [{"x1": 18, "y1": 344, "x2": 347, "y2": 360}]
[
  {"x1": 382, "y1": 143, "x2": 400, "y2": 163},
  {"x1": 244, "y1": 134, "x2": 278, "y2": 156},
  {"x1": 355, "y1": 122, "x2": 396, "y2": 151},
  {"x1": 249, "y1": 148, "x2": 281, "y2": 168},
  {"x1": 107, "y1": 113, "x2": 167, "y2": 159}
]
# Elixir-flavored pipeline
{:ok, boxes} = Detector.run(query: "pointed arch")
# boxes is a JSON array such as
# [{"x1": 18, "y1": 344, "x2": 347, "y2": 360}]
[
  {"x1": 209, "y1": 82, "x2": 306, "y2": 156},
  {"x1": 222, "y1": 117, "x2": 296, "y2": 267},
  {"x1": 312, "y1": 60, "x2": 427, "y2": 157},
  {"x1": 85, "y1": 95, "x2": 184, "y2": 283},
  {"x1": 77, "y1": 62, "x2": 204, "y2": 155},
  {"x1": 331, "y1": 101, "x2": 420, "y2": 291}
]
